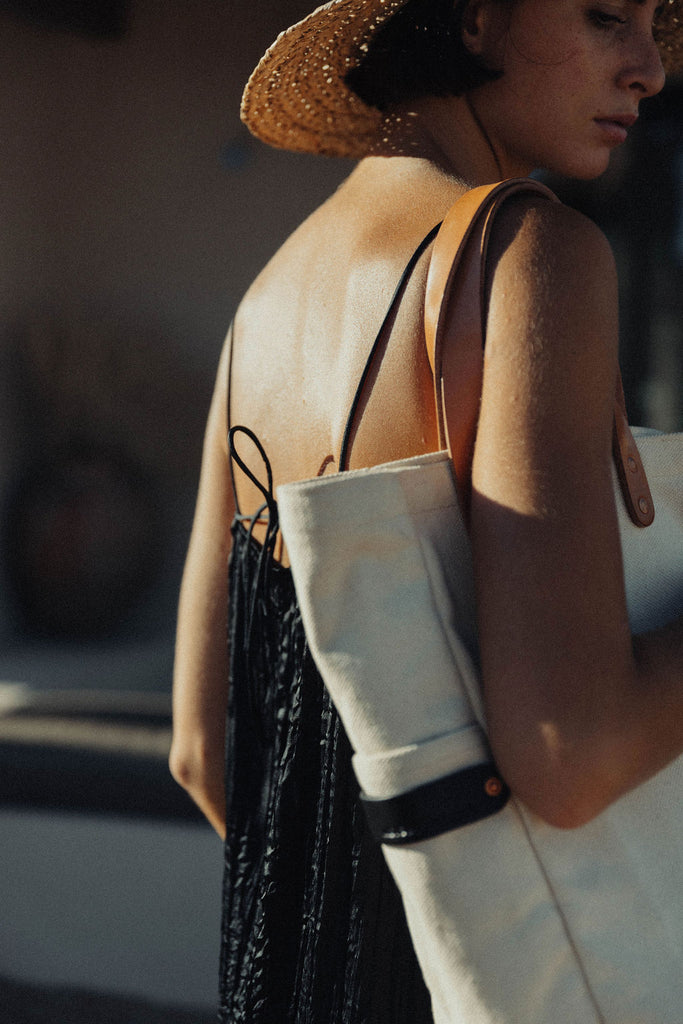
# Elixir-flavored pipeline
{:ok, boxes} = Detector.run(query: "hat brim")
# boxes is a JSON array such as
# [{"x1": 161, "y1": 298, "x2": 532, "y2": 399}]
[
  {"x1": 241, "y1": 0, "x2": 410, "y2": 158},
  {"x1": 241, "y1": 0, "x2": 682, "y2": 160}
]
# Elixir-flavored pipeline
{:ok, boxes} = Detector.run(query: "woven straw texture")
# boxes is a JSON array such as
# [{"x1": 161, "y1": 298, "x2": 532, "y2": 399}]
[{"x1": 241, "y1": 0, "x2": 682, "y2": 159}]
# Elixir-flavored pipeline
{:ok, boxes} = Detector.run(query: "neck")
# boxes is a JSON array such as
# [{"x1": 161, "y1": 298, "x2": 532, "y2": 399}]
[
  {"x1": 378, "y1": 92, "x2": 533, "y2": 185},
  {"x1": 463, "y1": 94, "x2": 504, "y2": 180}
]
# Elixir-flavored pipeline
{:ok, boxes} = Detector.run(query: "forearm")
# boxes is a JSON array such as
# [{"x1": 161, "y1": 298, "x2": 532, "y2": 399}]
[
  {"x1": 478, "y1": 545, "x2": 683, "y2": 828},
  {"x1": 170, "y1": 525, "x2": 231, "y2": 839},
  {"x1": 549, "y1": 620, "x2": 683, "y2": 827},
  {"x1": 629, "y1": 615, "x2": 683, "y2": 770}
]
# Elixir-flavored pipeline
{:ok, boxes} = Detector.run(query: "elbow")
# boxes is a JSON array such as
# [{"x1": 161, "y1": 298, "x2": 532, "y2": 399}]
[
  {"x1": 169, "y1": 736, "x2": 227, "y2": 839},
  {"x1": 169, "y1": 738, "x2": 214, "y2": 801},
  {"x1": 484, "y1": 663, "x2": 642, "y2": 830},
  {"x1": 505, "y1": 772, "x2": 609, "y2": 831},
  {"x1": 168, "y1": 744, "x2": 194, "y2": 793},
  {"x1": 490, "y1": 730, "x2": 618, "y2": 830},
  {"x1": 518, "y1": 788, "x2": 605, "y2": 831}
]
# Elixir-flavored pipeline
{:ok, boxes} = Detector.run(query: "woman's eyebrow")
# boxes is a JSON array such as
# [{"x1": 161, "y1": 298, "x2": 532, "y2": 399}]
[{"x1": 629, "y1": 0, "x2": 666, "y2": 16}]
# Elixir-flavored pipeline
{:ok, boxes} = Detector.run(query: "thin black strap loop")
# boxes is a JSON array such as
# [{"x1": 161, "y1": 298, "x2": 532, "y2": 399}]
[
  {"x1": 227, "y1": 427, "x2": 279, "y2": 567},
  {"x1": 229, "y1": 425, "x2": 275, "y2": 510},
  {"x1": 227, "y1": 427, "x2": 280, "y2": 734},
  {"x1": 339, "y1": 222, "x2": 442, "y2": 472}
]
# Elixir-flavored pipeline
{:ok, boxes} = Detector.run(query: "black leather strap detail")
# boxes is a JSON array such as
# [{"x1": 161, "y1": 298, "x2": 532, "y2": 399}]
[
  {"x1": 360, "y1": 762, "x2": 510, "y2": 845},
  {"x1": 339, "y1": 221, "x2": 441, "y2": 471}
]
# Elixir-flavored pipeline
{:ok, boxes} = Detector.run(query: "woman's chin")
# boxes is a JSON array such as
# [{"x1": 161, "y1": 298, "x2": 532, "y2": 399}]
[{"x1": 547, "y1": 152, "x2": 612, "y2": 182}]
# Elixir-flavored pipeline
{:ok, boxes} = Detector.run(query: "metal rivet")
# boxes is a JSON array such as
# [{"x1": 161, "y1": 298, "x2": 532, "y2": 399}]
[
  {"x1": 638, "y1": 497, "x2": 650, "y2": 515},
  {"x1": 627, "y1": 456, "x2": 638, "y2": 473},
  {"x1": 485, "y1": 777, "x2": 503, "y2": 798}
]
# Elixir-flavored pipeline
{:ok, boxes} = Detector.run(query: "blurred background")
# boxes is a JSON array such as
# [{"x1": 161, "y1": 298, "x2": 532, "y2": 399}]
[{"x1": 0, "y1": 0, "x2": 679, "y2": 1020}]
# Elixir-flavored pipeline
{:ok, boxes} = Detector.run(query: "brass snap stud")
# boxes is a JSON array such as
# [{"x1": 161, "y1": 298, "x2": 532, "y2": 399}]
[{"x1": 484, "y1": 776, "x2": 503, "y2": 798}]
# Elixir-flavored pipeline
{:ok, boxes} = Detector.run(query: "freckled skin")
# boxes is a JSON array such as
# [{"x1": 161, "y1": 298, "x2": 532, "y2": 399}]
[{"x1": 466, "y1": 0, "x2": 666, "y2": 179}]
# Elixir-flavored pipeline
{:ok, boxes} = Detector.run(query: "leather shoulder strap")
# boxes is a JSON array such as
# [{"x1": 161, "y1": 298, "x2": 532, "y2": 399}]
[
  {"x1": 425, "y1": 178, "x2": 557, "y2": 507},
  {"x1": 612, "y1": 375, "x2": 654, "y2": 526},
  {"x1": 424, "y1": 177, "x2": 654, "y2": 527}
]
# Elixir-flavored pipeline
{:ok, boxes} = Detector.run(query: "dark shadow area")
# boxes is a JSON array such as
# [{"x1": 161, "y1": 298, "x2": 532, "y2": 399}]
[
  {"x1": 546, "y1": 79, "x2": 682, "y2": 431},
  {"x1": 0, "y1": 0, "x2": 129, "y2": 37},
  {"x1": 0, "y1": 686, "x2": 201, "y2": 819},
  {"x1": 0, "y1": 976, "x2": 215, "y2": 1024}
]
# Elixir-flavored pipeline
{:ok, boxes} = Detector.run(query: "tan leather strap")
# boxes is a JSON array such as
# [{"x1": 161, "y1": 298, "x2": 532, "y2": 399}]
[
  {"x1": 424, "y1": 177, "x2": 654, "y2": 528},
  {"x1": 612, "y1": 375, "x2": 655, "y2": 526},
  {"x1": 425, "y1": 179, "x2": 558, "y2": 506}
]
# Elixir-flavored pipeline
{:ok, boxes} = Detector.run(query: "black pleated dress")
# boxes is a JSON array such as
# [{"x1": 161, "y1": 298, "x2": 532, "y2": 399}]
[{"x1": 219, "y1": 227, "x2": 439, "y2": 1024}]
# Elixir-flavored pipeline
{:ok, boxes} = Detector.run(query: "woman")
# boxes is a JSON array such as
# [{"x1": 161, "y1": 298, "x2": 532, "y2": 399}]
[{"x1": 171, "y1": 1, "x2": 683, "y2": 1021}]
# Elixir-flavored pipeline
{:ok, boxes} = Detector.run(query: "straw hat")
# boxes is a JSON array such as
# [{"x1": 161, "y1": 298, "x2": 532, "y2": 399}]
[{"x1": 241, "y1": 0, "x2": 682, "y2": 159}]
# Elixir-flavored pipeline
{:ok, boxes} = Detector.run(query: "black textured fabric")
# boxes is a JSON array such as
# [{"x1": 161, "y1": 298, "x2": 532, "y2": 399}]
[
  {"x1": 218, "y1": 519, "x2": 433, "y2": 1024},
  {"x1": 219, "y1": 226, "x2": 441, "y2": 1023}
]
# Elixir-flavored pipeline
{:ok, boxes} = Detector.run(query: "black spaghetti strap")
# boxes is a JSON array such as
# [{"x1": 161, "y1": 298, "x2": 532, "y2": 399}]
[{"x1": 339, "y1": 221, "x2": 441, "y2": 472}]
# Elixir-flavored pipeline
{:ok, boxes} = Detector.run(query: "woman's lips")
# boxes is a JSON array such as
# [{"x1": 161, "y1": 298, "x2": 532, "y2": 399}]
[{"x1": 594, "y1": 114, "x2": 637, "y2": 145}]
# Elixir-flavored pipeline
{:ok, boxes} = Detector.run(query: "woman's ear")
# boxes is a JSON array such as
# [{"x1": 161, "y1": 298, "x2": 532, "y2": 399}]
[{"x1": 460, "y1": 0, "x2": 509, "y2": 60}]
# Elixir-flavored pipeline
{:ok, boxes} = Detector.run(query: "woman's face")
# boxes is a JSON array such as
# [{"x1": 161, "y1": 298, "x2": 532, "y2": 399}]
[{"x1": 469, "y1": 0, "x2": 666, "y2": 179}]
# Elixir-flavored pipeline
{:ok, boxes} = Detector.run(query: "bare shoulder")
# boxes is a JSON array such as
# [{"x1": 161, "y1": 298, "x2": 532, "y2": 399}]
[
  {"x1": 487, "y1": 194, "x2": 617, "y2": 319},
  {"x1": 470, "y1": 191, "x2": 621, "y2": 517},
  {"x1": 491, "y1": 191, "x2": 614, "y2": 264},
  {"x1": 481, "y1": 193, "x2": 619, "y2": 387}
]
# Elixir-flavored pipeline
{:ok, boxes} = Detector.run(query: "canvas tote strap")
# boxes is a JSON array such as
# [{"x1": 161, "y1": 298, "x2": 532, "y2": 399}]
[{"x1": 424, "y1": 178, "x2": 654, "y2": 527}]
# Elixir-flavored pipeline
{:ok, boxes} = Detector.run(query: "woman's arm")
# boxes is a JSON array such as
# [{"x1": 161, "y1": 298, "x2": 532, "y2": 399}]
[
  {"x1": 170, "y1": 335, "x2": 235, "y2": 839},
  {"x1": 453, "y1": 197, "x2": 683, "y2": 829}
]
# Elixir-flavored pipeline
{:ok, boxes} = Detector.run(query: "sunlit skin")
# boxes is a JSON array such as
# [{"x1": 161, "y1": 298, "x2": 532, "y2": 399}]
[
  {"x1": 469, "y1": 0, "x2": 667, "y2": 178},
  {"x1": 409, "y1": 0, "x2": 667, "y2": 182},
  {"x1": 172, "y1": 0, "x2": 683, "y2": 836}
]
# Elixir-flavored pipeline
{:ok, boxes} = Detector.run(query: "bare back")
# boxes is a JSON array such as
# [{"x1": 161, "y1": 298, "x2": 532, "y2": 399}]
[{"x1": 228, "y1": 158, "x2": 467, "y2": 534}]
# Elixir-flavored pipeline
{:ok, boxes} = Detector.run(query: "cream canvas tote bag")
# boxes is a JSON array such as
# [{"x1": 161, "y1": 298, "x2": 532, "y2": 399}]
[{"x1": 278, "y1": 181, "x2": 683, "y2": 1023}]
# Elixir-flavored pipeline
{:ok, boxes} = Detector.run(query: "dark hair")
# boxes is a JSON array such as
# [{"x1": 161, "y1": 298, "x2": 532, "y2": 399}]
[{"x1": 345, "y1": 0, "x2": 504, "y2": 111}]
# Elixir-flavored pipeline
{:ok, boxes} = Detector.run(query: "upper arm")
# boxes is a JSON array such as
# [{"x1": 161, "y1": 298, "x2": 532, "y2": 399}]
[
  {"x1": 172, "y1": 330, "x2": 235, "y2": 764},
  {"x1": 452, "y1": 200, "x2": 636, "y2": 824},
  {"x1": 179, "y1": 328, "x2": 236, "y2": 609},
  {"x1": 474, "y1": 198, "x2": 620, "y2": 523}
]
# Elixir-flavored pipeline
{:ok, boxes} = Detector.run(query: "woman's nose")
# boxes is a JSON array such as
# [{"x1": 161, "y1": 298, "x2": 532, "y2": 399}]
[{"x1": 618, "y1": 29, "x2": 666, "y2": 98}]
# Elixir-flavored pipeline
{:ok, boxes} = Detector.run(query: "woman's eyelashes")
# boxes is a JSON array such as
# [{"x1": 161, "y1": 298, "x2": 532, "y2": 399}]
[
  {"x1": 588, "y1": 1, "x2": 665, "y2": 33},
  {"x1": 588, "y1": 8, "x2": 627, "y2": 29}
]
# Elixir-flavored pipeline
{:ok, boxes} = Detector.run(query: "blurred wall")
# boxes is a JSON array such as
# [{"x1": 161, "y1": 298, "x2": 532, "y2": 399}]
[
  {"x1": 0, "y1": 0, "x2": 349, "y2": 370},
  {"x1": 0, "y1": 0, "x2": 350, "y2": 654}
]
